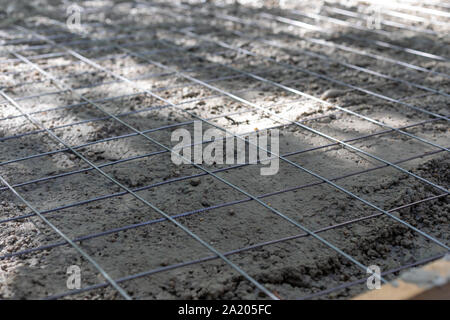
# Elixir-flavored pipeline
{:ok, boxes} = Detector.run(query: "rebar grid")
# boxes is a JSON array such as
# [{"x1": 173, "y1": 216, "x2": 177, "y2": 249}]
[
  {"x1": 13, "y1": 24, "x2": 448, "y2": 274},
  {"x1": 0, "y1": 0, "x2": 448, "y2": 300}
]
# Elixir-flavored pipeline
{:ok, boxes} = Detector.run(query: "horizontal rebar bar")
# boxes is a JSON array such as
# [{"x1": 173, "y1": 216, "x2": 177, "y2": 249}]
[
  {"x1": 0, "y1": 33, "x2": 77, "y2": 46},
  {"x1": 0, "y1": 38, "x2": 165, "y2": 64},
  {"x1": 0, "y1": 34, "x2": 131, "y2": 55}
]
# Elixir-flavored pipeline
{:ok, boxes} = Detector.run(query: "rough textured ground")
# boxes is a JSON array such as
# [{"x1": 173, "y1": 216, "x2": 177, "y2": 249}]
[{"x1": 0, "y1": 0, "x2": 449, "y2": 299}]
